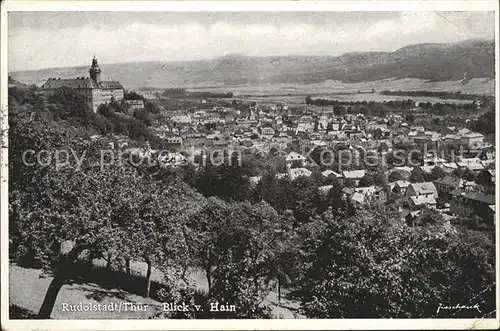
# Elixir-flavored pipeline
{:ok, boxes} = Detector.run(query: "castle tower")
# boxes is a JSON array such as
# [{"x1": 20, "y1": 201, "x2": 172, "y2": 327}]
[{"x1": 89, "y1": 55, "x2": 101, "y2": 85}]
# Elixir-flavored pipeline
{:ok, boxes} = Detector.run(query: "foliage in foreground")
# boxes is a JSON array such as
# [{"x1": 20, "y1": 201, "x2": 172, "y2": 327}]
[
  {"x1": 6, "y1": 85, "x2": 497, "y2": 319},
  {"x1": 291, "y1": 204, "x2": 495, "y2": 318}
]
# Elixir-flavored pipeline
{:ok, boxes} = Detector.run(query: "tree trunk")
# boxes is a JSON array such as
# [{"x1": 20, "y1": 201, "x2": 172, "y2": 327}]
[
  {"x1": 277, "y1": 278, "x2": 281, "y2": 305},
  {"x1": 37, "y1": 242, "x2": 87, "y2": 319},
  {"x1": 145, "y1": 256, "x2": 152, "y2": 298},
  {"x1": 106, "y1": 253, "x2": 112, "y2": 270},
  {"x1": 87, "y1": 250, "x2": 95, "y2": 267},
  {"x1": 203, "y1": 247, "x2": 212, "y2": 293},
  {"x1": 37, "y1": 272, "x2": 67, "y2": 319},
  {"x1": 125, "y1": 257, "x2": 130, "y2": 275},
  {"x1": 180, "y1": 265, "x2": 189, "y2": 286},
  {"x1": 206, "y1": 268, "x2": 212, "y2": 293}
]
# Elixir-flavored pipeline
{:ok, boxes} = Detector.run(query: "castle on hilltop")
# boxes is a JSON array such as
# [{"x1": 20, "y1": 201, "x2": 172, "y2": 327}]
[{"x1": 41, "y1": 56, "x2": 124, "y2": 112}]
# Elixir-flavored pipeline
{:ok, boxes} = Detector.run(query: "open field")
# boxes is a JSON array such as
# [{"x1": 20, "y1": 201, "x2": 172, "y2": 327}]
[
  {"x1": 238, "y1": 93, "x2": 479, "y2": 108},
  {"x1": 188, "y1": 78, "x2": 494, "y2": 96},
  {"x1": 10, "y1": 66, "x2": 494, "y2": 98},
  {"x1": 182, "y1": 77, "x2": 491, "y2": 107}
]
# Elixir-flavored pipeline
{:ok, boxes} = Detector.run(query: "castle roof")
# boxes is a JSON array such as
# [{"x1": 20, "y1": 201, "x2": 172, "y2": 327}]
[
  {"x1": 100, "y1": 81, "x2": 124, "y2": 89},
  {"x1": 41, "y1": 77, "x2": 124, "y2": 90},
  {"x1": 41, "y1": 77, "x2": 99, "y2": 89}
]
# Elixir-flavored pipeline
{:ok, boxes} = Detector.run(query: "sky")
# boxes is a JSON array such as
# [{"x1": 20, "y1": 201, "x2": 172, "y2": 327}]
[{"x1": 8, "y1": 11, "x2": 495, "y2": 72}]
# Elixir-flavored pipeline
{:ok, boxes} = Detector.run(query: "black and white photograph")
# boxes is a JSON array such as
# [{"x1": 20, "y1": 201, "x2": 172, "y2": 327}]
[{"x1": 1, "y1": 1, "x2": 499, "y2": 330}]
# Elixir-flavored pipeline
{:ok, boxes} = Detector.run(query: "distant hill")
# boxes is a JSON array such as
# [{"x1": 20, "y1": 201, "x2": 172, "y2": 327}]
[
  {"x1": 8, "y1": 76, "x2": 27, "y2": 89},
  {"x1": 10, "y1": 39, "x2": 494, "y2": 89}
]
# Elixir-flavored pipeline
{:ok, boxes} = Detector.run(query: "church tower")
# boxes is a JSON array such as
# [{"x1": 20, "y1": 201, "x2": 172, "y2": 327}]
[{"x1": 89, "y1": 56, "x2": 101, "y2": 85}]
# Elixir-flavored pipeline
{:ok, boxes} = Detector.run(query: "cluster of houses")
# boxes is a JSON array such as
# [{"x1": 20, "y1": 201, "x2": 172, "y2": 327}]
[
  {"x1": 93, "y1": 98, "x2": 495, "y2": 226},
  {"x1": 251, "y1": 146, "x2": 495, "y2": 226},
  {"x1": 143, "y1": 103, "x2": 492, "y2": 160},
  {"x1": 314, "y1": 166, "x2": 495, "y2": 225}
]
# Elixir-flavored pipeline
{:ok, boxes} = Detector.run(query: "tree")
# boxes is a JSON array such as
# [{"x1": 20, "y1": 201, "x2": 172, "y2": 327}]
[
  {"x1": 255, "y1": 173, "x2": 323, "y2": 225},
  {"x1": 344, "y1": 178, "x2": 357, "y2": 188},
  {"x1": 468, "y1": 110, "x2": 495, "y2": 136},
  {"x1": 452, "y1": 167, "x2": 464, "y2": 179},
  {"x1": 452, "y1": 215, "x2": 493, "y2": 232},
  {"x1": 426, "y1": 166, "x2": 446, "y2": 182},
  {"x1": 144, "y1": 101, "x2": 161, "y2": 114},
  {"x1": 196, "y1": 162, "x2": 252, "y2": 202},
  {"x1": 417, "y1": 208, "x2": 446, "y2": 226},
  {"x1": 463, "y1": 168, "x2": 477, "y2": 182},
  {"x1": 47, "y1": 87, "x2": 92, "y2": 121},
  {"x1": 406, "y1": 113, "x2": 415, "y2": 124},
  {"x1": 372, "y1": 128, "x2": 383, "y2": 140},
  {"x1": 317, "y1": 178, "x2": 348, "y2": 214},
  {"x1": 7, "y1": 97, "x2": 203, "y2": 314},
  {"x1": 476, "y1": 169, "x2": 494, "y2": 190},
  {"x1": 388, "y1": 171, "x2": 404, "y2": 182},
  {"x1": 410, "y1": 167, "x2": 426, "y2": 183},
  {"x1": 10, "y1": 150, "x2": 139, "y2": 317},
  {"x1": 305, "y1": 95, "x2": 313, "y2": 105},
  {"x1": 358, "y1": 174, "x2": 375, "y2": 187},
  {"x1": 133, "y1": 109, "x2": 153, "y2": 126},
  {"x1": 185, "y1": 198, "x2": 294, "y2": 318},
  {"x1": 116, "y1": 177, "x2": 205, "y2": 298},
  {"x1": 291, "y1": 203, "x2": 495, "y2": 318},
  {"x1": 124, "y1": 91, "x2": 145, "y2": 101},
  {"x1": 374, "y1": 172, "x2": 389, "y2": 189}
]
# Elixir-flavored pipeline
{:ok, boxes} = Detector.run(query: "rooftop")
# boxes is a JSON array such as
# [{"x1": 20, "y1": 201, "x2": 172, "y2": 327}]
[
  {"x1": 394, "y1": 180, "x2": 411, "y2": 188},
  {"x1": 100, "y1": 80, "x2": 124, "y2": 89},
  {"x1": 342, "y1": 170, "x2": 365, "y2": 179},
  {"x1": 463, "y1": 192, "x2": 495, "y2": 205},
  {"x1": 41, "y1": 77, "x2": 98, "y2": 89},
  {"x1": 410, "y1": 195, "x2": 437, "y2": 206},
  {"x1": 434, "y1": 176, "x2": 461, "y2": 187},
  {"x1": 289, "y1": 167, "x2": 312, "y2": 180},
  {"x1": 410, "y1": 182, "x2": 437, "y2": 196},
  {"x1": 286, "y1": 151, "x2": 307, "y2": 161},
  {"x1": 322, "y1": 169, "x2": 342, "y2": 178},
  {"x1": 41, "y1": 77, "x2": 123, "y2": 90}
]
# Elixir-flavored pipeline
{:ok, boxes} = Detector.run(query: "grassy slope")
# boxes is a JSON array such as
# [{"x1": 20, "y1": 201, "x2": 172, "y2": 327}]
[
  {"x1": 9, "y1": 265, "x2": 162, "y2": 319},
  {"x1": 9, "y1": 264, "x2": 303, "y2": 319}
]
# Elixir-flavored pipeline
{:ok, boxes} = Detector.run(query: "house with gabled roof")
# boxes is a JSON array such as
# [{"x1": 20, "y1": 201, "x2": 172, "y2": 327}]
[
  {"x1": 285, "y1": 151, "x2": 307, "y2": 169},
  {"x1": 342, "y1": 185, "x2": 386, "y2": 204},
  {"x1": 434, "y1": 176, "x2": 462, "y2": 199},
  {"x1": 322, "y1": 169, "x2": 342, "y2": 179},
  {"x1": 342, "y1": 170, "x2": 366, "y2": 186},
  {"x1": 391, "y1": 180, "x2": 411, "y2": 195},
  {"x1": 409, "y1": 194, "x2": 437, "y2": 209},
  {"x1": 405, "y1": 182, "x2": 438, "y2": 199}
]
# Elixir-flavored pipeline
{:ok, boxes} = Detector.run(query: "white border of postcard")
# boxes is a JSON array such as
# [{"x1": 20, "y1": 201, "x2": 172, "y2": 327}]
[{"x1": 1, "y1": 1, "x2": 499, "y2": 330}]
